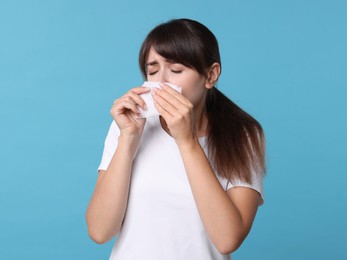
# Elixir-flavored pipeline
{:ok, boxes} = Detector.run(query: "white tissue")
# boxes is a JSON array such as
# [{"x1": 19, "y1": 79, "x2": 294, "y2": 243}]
[{"x1": 137, "y1": 81, "x2": 182, "y2": 118}]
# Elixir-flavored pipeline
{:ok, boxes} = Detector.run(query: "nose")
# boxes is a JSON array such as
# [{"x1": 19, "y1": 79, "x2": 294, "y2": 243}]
[{"x1": 156, "y1": 70, "x2": 168, "y2": 83}]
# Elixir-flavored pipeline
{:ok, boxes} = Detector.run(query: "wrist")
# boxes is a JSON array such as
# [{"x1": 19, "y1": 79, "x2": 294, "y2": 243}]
[
  {"x1": 118, "y1": 133, "x2": 141, "y2": 156},
  {"x1": 176, "y1": 137, "x2": 200, "y2": 152}
]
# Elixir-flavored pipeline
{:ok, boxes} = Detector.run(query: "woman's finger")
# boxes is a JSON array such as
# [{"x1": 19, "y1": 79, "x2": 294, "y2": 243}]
[
  {"x1": 112, "y1": 99, "x2": 140, "y2": 116},
  {"x1": 160, "y1": 83, "x2": 191, "y2": 107},
  {"x1": 154, "y1": 88, "x2": 183, "y2": 111},
  {"x1": 126, "y1": 90, "x2": 148, "y2": 110},
  {"x1": 115, "y1": 86, "x2": 150, "y2": 110},
  {"x1": 152, "y1": 89, "x2": 178, "y2": 117},
  {"x1": 153, "y1": 87, "x2": 193, "y2": 118},
  {"x1": 128, "y1": 86, "x2": 151, "y2": 95}
]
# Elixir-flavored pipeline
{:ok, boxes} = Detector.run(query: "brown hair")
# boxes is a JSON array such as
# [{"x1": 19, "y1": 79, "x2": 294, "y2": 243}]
[{"x1": 139, "y1": 18, "x2": 265, "y2": 184}]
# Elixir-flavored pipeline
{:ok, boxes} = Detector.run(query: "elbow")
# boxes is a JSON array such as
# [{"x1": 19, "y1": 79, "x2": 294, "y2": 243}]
[
  {"x1": 216, "y1": 241, "x2": 242, "y2": 255},
  {"x1": 88, "y1": 226, "x2": 114, "y2": 244},
  {"x1": 86, "y1": 210, "x2": 122, "y2": 244},
  {"x1": 86, "y1": 214, "x2": 108, "y2": 244},
  {"x1": 215, "y1": 233, "x2": 247, "y2": 255},
  {"x1": 87, "y1": 227, "x2": 108, "y2": 244},
  {"x1": 86, "y1": 216, "x2": 119, "y2": 244}
]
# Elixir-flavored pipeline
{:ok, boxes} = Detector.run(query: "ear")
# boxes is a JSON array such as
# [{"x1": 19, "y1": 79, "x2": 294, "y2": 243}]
[{"x1": 205, "y1": 62, "x2": 221, "y2": 89}]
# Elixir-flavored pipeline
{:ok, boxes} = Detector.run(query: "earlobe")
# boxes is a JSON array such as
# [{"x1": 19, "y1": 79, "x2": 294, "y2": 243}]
[{"x1": 205, "y1": 62, "x2": 221, "y2": 89}]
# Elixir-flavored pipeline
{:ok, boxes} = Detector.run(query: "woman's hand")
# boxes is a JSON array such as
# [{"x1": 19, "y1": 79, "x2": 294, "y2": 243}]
[
  {"x1": 110, "y1": 86, "x2": 150, "y2": 137},
  {"x1": 152, "y1": 83, "x2": 196, "y2": 144}
]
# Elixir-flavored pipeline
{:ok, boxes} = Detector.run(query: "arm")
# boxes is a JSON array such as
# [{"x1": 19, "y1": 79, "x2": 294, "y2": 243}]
[
  {"x1": 153, "y1": 85, "x2": 261, "y2": 254},
  {"x1": 86, "y1": 87, "x2": 149, "y2": 244},
  {"x1": 178, "y1": 140, "x2": 260, "y2": 254},
  {"x1": 86, "y1": 135, "x2": 139, "y2": 244}
]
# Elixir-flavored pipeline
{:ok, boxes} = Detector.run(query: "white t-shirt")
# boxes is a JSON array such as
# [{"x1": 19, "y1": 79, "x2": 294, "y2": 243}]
[{"x1": 98, "y1": 116, "x2": 264, "y2": 260}]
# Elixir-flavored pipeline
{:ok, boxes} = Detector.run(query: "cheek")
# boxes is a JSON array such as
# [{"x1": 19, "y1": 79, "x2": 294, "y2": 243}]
[
  {"x1": 146, "y1": 74, "x2": 157, "y2": 82},
  {"x1": 169, "y1": 73, "x2": 206, "y2": 104},
  {"x1": 181, "y1": 84, "x2": 207, "y2": 105}
]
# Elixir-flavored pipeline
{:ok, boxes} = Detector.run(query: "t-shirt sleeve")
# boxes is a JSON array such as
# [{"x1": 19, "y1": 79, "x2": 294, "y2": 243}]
[
  {"x1": 217, "y1": 170, "x2": 265, "y2": 206},
  {"x1": 97, "y1": 121, "x2": 120, "y2": 172}
]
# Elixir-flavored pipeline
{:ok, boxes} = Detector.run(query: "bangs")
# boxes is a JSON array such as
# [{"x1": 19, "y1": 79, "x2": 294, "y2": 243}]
[{"x1": 139, "y1": 20, "x2": 206, "y2": 76}]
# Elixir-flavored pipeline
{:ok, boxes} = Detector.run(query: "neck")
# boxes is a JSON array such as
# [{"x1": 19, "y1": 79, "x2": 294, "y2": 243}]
[{"x1": 194, "y1": 103, "x2": 208, "y2": 137}]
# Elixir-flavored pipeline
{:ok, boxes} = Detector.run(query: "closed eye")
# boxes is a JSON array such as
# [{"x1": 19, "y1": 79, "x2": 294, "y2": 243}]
[
  {"x1": 171, "y1": 70, "x2": 182, "y2": 74},
  {"x1": 148, "y1": 71, "x2": 158, "y2": 76}
]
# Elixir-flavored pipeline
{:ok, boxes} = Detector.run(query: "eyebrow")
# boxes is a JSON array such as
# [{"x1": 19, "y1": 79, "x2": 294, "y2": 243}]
[
  {"x1": 145, "y1": 59, "x2": 179, "y2": 68},
  {"x1": 145, "y1": 61, "x2": 159, "y2": 67}
]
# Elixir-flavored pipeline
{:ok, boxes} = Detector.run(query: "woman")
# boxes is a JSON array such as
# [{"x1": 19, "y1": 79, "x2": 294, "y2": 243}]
[{"x1": 86, "y1": 18, "x2": 266, "y2": 259}]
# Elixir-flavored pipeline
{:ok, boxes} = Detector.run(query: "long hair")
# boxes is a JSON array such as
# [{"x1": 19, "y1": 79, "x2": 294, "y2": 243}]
[{"x1": 139, "y1": 18, "x2": 265, "y2": 184}]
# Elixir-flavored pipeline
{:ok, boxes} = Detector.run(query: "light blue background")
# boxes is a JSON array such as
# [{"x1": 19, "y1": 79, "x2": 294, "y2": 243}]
[{"x1": 1, "y1": 0, "x2": 346, "y2": 259}]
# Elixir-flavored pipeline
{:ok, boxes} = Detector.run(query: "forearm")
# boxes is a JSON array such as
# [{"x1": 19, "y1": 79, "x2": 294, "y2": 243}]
[
  {"x1": 86, "y1": 135, "x2": 138, "y2": 243},
  {"x1": 177, "y1": 140, "x2": 248, "y2": 254}
]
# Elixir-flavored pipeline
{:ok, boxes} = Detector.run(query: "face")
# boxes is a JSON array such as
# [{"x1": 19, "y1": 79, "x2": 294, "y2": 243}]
[{"x1": 145, "y1": 47, "x2": 208, "y2": 107}]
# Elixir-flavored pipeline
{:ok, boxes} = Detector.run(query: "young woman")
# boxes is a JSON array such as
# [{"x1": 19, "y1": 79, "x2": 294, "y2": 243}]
[{"x1": 86, "y1": 18, "x2": 266, "y2": 259}]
